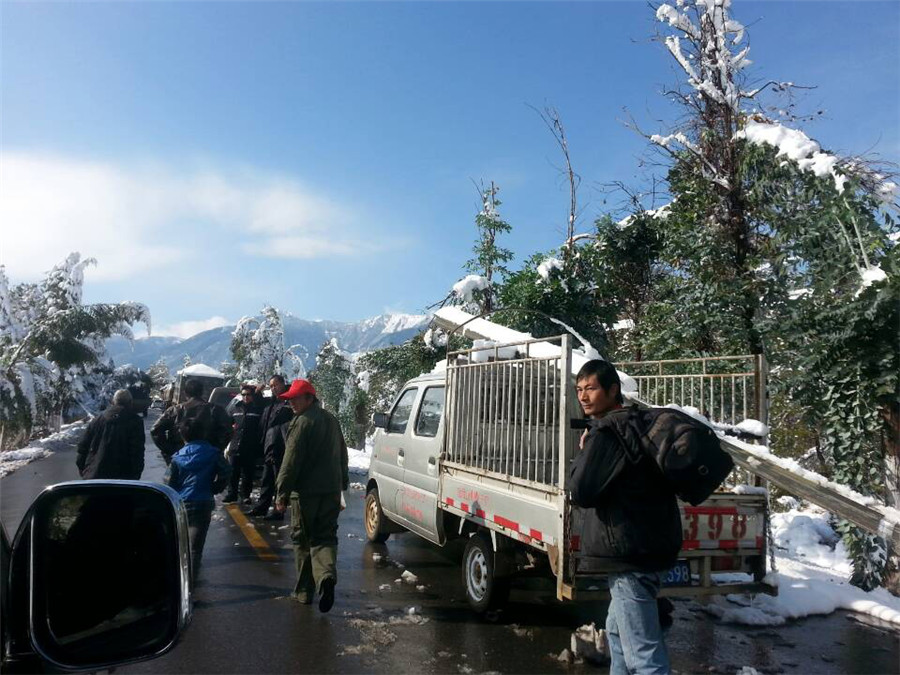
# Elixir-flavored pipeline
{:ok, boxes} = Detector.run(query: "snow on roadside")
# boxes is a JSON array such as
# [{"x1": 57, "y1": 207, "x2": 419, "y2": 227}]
[
  {"x1": 348, "y1": 436, "x2": 374, "y2": 475},
  {"x1": 0, "y1": 420, "x2": 89, "y2": 478},
  {"x1": 706, "y1": 506, "x2": 900, "y2": 627}
]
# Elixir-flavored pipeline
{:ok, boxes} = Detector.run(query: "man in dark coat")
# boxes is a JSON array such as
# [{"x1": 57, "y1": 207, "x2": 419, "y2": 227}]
[
  {"x1": 76, "y1": 389, "x2": 145, "y2": 479},
  {"x1": 151, "y1": 378, "x2": 232, "y2": 464},
  {"x1": 275, "y1": 379, "x2": 348, "y2": 613},
  {"x1": 222, "y1": 384, "x2": 263, "y2": 504},
  {"x1": 568, "y1": 360, "x2": 681, "y2": 675},
  {"x1": 246, "y1": 374, "x2": 294, "y2": 519}
]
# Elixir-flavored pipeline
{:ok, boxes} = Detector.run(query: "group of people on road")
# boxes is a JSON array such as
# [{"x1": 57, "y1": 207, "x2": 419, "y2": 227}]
[
  {"x1": 76, "y1": 374, "x2": 349, "y2": 614},
  {"x1": 78, "y1": 357, "x2": 677, "y2": 668}
]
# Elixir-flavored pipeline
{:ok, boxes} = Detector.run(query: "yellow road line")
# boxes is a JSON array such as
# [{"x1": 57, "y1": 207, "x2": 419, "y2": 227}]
[{"x1": 225, "y1": 504, "x2": 280, "y2": 561}]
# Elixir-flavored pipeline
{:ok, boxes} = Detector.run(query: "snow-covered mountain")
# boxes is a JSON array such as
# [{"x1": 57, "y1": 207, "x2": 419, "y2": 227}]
[{"x1": 105, "y1": 313, "x2": 430, "y2": 373}]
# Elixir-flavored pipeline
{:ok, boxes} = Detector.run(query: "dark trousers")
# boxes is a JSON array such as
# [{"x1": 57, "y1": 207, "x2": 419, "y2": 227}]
[
  {"x1": 228, "y1": 451, "x2": 257, "y2": 499},
  {"x1": 185, "y1": 502, "x2": 214, "y2": 586},
  {"x1": 255, "y1": 456, "x2": 282, "y2": 510},
  {"x1": 290, "y1": 492, "x2": 340, "y2": 601}
]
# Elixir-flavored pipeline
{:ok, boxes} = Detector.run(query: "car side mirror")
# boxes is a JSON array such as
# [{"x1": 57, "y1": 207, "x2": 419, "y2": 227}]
[
  {"x1": 7, "y1": 481, "x2": 191, "y2": 671},
  {"x1": 372, "y1": 412, "x2": 389, "y2": 429}
]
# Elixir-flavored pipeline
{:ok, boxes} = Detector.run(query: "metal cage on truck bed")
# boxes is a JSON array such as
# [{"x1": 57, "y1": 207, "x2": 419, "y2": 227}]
[{"x1": 440, "y1": 334, "x2": 773, "y2": 601}]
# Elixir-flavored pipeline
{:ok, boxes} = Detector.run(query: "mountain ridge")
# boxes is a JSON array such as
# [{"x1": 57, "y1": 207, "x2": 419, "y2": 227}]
[{"x1": 106, "y1": 312, "x2": 430, "y2": 373}]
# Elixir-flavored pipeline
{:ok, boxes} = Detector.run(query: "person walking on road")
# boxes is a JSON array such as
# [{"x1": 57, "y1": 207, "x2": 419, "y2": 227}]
[
  {"x1": 222, "y1": 384, "x2": 264, "y2": 504},
  {"x1": 275, "y1": 379, "x2": 349, "y2": 613},
  {"x1": 151, "y1": 378, "x2": 232, "y2": 465},
  {"x1": 568, "y1": 360, "x2": 681, "y2": 675},
  {"x1": 164, "y1": 406, "x2": 232, "y2": 584},
  {"x1": 76, "y1": 388, "x2": 146, "y2": 479},
  {"x1": 246, "y1": 375, "x2": 294, "y2": 519}
]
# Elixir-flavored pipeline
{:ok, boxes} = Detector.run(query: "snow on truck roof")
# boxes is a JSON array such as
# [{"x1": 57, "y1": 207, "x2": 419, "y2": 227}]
[{"x1": 177, "y1": 364, "x2": 225, "y2": 378}]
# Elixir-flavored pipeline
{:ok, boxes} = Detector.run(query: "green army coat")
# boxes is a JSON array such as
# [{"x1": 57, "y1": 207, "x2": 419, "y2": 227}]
[{"x1": 276, "y1": 400, "x2": 349, "y2": 500}]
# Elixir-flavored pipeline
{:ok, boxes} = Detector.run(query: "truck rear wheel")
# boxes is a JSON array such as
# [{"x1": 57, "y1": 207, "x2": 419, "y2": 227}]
[
  {"x1": 462, "y1": 532, "x2": 510, "y2": 613},
  {"x1": 365, "y1": 489, "x2": 390, "y2": 543}
]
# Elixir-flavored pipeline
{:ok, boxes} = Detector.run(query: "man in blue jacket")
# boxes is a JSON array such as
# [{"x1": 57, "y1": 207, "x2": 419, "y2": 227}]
[{"x1": 165, "y1": 406, "x2": 232, "y2": 584}]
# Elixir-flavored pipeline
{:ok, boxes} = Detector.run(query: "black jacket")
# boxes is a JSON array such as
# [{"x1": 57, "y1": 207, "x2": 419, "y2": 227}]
[
  {"x1": 230, "y1": 399, "x2": 263, "y2": 458},
  {"x1": 568, "y1": 408, "x2": 683, "y2": 573},
  {"x1": 150, "y1": 398, "x2": 233, "y2": 464},
  {"x1": 259, "y1": 399, "x2": 293, "y2": 464},
  {"x1": 76, "y1": 405, "x2": 145, "y2": 479}
]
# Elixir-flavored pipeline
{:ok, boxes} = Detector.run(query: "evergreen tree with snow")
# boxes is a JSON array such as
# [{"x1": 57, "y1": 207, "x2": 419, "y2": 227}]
[
  {"x1": 308, "y1": 339, "x2": 363, "y2": 447},
  {"x1": 0, "y1": 253, "x2": 150, "y2": 448},
  {"x1": 630, "y1": 0, "x2": 899, "y2": 589},
  {"x1": 147, "y1": 358, "x2": 171, "y2": 397},
  {"x1": 230, "y1": 305, "x2": 304, "y2": 384}
]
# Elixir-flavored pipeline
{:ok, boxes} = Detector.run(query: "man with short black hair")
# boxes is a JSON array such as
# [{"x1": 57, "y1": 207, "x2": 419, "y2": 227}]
[
  {"x1": 222, "y1": 384, "x2": 263, "y2": 504},
  {"x1": 568, "y1": 360, "x2": 681, "y2": 675},
  {"x1": 247, "y1": 374, "x2": 294, "y2": 519},
  {"x1": 276, "y1": 379, "x2": 349, "y2": 613},
  {"x1": 151, "y1": 378, "x2": 233, "y2": 464},
  {"x1": 77, "y1": 389, "x2": 145, "y2": 479}
]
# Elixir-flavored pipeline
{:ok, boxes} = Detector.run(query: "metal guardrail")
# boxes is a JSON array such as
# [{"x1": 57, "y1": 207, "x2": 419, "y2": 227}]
[{"x1": 618, "y1": 354, "x2": 767, "y2": 428}]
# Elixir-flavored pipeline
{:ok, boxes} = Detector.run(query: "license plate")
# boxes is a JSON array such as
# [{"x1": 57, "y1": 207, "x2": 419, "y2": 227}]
[{"x1": 663, "y1": 560, "x2": 692, "y2": 586}]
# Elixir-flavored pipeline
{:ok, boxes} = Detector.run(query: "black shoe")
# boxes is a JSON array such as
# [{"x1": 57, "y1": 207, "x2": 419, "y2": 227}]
[
  {"x1": 245, "y1": 505, "x2": 269, "y2": 517},
  {"x1": 241, "y1": 497, "x2": 253, "y2": 506},
  {"x1": 263, "y1": 511, "x2": 284, "y2": 521},
  {"x1": 318, "y1": 578, "x2": 335, "y2": 613},
  {"x1": 222, "y1": 493, "x2": 238, "y2": 504}
]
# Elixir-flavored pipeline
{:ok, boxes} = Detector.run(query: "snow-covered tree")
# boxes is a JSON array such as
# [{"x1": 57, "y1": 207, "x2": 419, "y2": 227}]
[
  {"x1": 147, "y1": 358, "x2": 171, "y2": 397},
  {"x1": 0, "y1": 253, "x2": 150, "y2": 448},
  {"x1": 308, "y1": 339, "x2": 365, "y2": 447},
  {"x1": 626, "y1": 0, "x2": 899, "y2": 589},
  {"x1": 230, "y1": 305, "x2": 305, "y2": 384}
]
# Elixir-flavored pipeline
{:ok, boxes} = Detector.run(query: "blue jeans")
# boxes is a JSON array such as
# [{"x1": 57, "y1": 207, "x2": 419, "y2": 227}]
[{"x1": 606, "y1": 571, "x2": 670, "y2": 675}]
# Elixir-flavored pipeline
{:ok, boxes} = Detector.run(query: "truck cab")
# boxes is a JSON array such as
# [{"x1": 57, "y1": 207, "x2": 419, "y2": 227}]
[{"x1": 367, "y1": 372, "x2": 446, "y2": 545}]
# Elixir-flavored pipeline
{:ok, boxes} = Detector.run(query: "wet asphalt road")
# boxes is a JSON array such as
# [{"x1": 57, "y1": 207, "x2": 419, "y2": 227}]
[{"x1": 1, "y1": 412, "x2": 898, "y2": 674}]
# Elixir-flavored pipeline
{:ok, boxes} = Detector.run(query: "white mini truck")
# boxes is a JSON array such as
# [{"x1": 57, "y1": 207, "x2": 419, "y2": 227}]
[{"x1": 365, "y1": 335, "x2": 773, "y2": 612}]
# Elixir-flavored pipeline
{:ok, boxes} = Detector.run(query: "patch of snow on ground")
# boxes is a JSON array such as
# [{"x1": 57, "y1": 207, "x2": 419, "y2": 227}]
[
  {"x1": 569, "y1": 623, "x2": 609, "y2": 665},
  {"x1": 0, "y1": 420, "x2": 89, "y2": 477},
  {"x1": 706, "y1": 506, "x2": 900, "y2": 627},
  {"x1": 348, "y1": 437, "x2": 373, "y2": 475}
]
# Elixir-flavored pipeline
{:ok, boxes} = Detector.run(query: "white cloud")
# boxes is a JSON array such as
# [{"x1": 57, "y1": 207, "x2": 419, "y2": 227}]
[
  {"x1": 0, "y1": 151, "x2": 376, "y2": 282},
  {"x1": 153, "y1": 316, "x2": 233, "y2": 339}
]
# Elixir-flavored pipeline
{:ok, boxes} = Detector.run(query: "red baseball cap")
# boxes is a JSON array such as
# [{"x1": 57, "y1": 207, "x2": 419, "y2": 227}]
[{"x1": 279, "y1": 379, "x2": 317, "y2": 400}]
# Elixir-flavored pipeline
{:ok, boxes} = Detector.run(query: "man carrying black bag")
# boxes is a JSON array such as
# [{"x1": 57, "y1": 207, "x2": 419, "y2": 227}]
[{"x1": 568, "y1": 360, "x2": 682, "y2": 675}]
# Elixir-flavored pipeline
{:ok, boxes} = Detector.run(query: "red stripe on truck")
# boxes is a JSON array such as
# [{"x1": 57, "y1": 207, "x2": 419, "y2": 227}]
[
  {"x1": 493, "y1": 514, "x2": 519, "y2": 532},
  {"x1": 475, "y1": 509, "x2": 486, "y2": 519},
  {"x1": 460, "y1": 502, "x2": 469, "y2": 513},
  {"x1": 445, "y1": 498, "x2": 454, "y2": 507},
  {"x1": 529, "y1": 528, "x2": 543, "y2": 541}
]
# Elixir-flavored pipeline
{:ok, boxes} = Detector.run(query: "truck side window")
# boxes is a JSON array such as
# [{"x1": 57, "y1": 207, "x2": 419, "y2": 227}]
[
  {"x1": 388, "y1": 388, "x2": 418, "y2": 434},
  {"x1": 415, "y1": 386, "x2": 445, "y2": 437}
]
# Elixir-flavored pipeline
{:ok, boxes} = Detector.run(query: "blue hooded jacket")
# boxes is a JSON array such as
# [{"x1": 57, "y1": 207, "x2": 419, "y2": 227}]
[{"x1": 165, "y1": 440, "x2": 232, "y2": 504}]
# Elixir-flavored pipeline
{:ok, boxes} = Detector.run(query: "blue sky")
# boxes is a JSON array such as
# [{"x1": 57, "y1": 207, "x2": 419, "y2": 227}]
[{"x1": 2, "y1": 1, "x2": 898, "y2": 338}]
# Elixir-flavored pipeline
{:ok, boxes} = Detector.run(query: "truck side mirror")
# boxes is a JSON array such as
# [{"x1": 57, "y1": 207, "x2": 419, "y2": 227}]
[
  {"x1": 7, "y1": 481, "x2": 191, "y2": 671},
  {"x1": 372, "y1": 412, "x2": 389, "y2": 429}
]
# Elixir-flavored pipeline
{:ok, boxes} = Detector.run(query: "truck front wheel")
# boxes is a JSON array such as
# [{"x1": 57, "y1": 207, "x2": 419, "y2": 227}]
[
  {"x1": 364, "y1": 489, "x2": 390, "y2": 543},
  {"x1": 462, "y1": 532, "x2": 510, "y2": 613}
]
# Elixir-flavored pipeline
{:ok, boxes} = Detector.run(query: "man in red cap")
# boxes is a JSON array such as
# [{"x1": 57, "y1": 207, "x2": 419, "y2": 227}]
[{"x1": 275, "y1": 378, "x2": 349, "y2": 613}]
